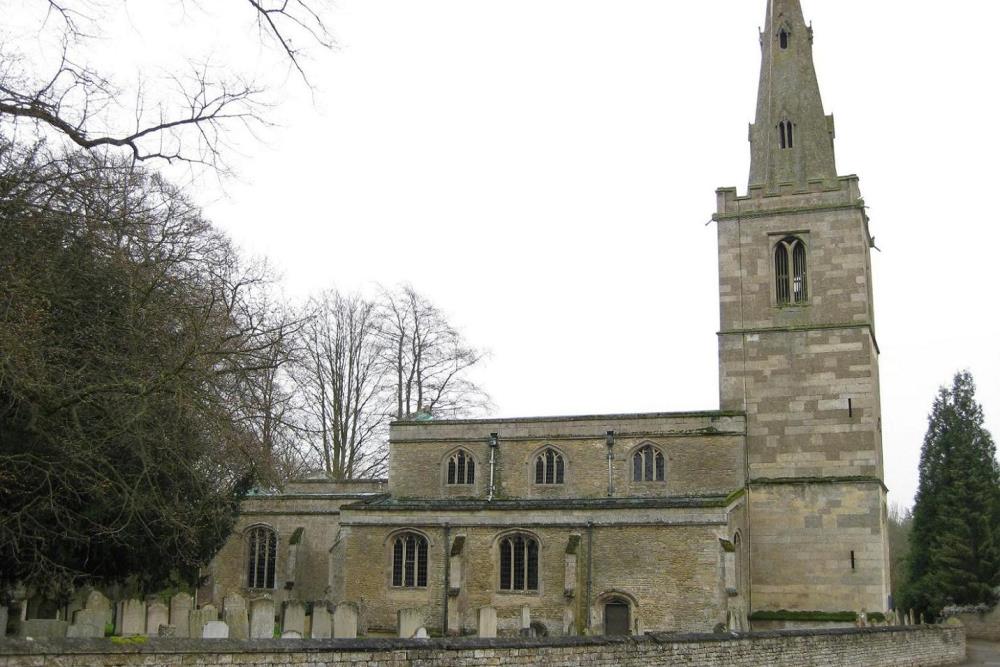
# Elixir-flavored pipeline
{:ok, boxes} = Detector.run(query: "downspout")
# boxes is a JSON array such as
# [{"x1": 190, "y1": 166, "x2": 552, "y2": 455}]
[
  {"x1": 586, "y1": 521, "x2": 594, "y2": 633},
  {"x1": 443, "y1": 523, "x2": 450, "y2": 635},
  {"x1": 487, "y1": 432, "x2": 498, "y2": 501}
]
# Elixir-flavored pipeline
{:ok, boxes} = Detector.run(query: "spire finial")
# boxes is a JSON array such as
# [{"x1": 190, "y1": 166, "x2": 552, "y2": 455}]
[{"x1": 748, "y1": 0, "x2": 837, "y2": 189}]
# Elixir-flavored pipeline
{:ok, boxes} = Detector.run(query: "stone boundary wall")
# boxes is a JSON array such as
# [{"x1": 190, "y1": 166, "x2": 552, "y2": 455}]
[
  {"x1": 0, "y1": 626, "x2": 964, "y2": 666},
  {"x1": 949, "y1": 608, "x2": 1000, "y2": 641}
]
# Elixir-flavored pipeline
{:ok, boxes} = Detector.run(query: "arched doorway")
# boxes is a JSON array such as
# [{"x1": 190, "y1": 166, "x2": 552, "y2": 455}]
[{"x1": 603, "y1": 597, "x2": 630, "y2": 636}]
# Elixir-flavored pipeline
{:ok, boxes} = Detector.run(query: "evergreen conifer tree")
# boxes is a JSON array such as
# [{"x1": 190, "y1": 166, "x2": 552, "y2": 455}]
[{"x1": 902, "y1": 371, "x2": 1000, "y2": 618}]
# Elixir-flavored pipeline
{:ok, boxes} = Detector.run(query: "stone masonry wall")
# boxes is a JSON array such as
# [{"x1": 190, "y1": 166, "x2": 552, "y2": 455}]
[{"x1": 0, "y1": 626, "x2": 965, "y2": 667}]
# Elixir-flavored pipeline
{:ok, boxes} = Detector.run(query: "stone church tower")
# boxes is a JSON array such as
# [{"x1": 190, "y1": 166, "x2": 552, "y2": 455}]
[{"x1": 715, "y1": 0, "x2": 891, "y2": 615}]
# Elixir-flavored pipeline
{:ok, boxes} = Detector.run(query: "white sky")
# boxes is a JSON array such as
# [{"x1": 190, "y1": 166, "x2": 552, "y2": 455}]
[{"x1": 14, "y1": 0, "x2": 1000, "y2": 510}]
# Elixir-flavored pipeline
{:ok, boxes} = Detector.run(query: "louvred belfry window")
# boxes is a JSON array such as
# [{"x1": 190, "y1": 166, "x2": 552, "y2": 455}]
[
  {"x1": 246, "y1": 526, "x2": 277, "y2": 589},
  {"x1": 775, "y1": 236, "x2": 808, "y2": 305}
]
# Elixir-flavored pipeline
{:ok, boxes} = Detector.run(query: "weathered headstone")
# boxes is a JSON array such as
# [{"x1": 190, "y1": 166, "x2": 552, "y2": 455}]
[
  {"x1": 520, "y1": 605, "x2": 531, "y2": 631},
  {"x1": 250, "y1": 598, "x2": 275, "y2": 640},
  {"x1": 0, "y1": 605, "x2": 8, "y2": 638},
  {"x1": 189, "y1": 604, "x2": 218, "y2": 639},
  {"x1": 146, "y1": 601, "x2": 169, "y2": 637},
  {"x1": 397, "y1": 608, "x2": 423, "y2": 638},
  {"x1": 203, "y1": 620, "x2": 230, "y2": 639},
  {"x1": 282, "y1": 600, "x2": 306, "y2": 636},
  {"x1": 169, "y1": 593, "x2": 194, "y2": 638},
  {"x1": 18, "y1": 619, "x2": 69, "y2": 638},
  {"x1": 223, "y1": 592, "x2": 249, "y2": 640},
  {"x1": 310, "y1": 603, "x2": 332, "y2": 639},
  {"x1": 332, "y1": 602, "x2": 358, "y2": 639},
  {"x1": 281, "y1": 630, "x2": 302, "y2": 639},
  {"x1": 563, "y1": 608, "x2": 576, "y2": 636},
  {"x1": 66, "y1": 622, "x2": 103, "y2": 638},
  {"x1": 119, "y1": 599, "x2": 146, "y2": 636},
  {"x1": 414, "y1": 627, "x2": 429, "y2": 639},
  {"x1": 84, "y1": 591, "x2": 112, "y2": 630},
  {"x1": 477, "y1": 606, "x2": 497, "y2": 638}
]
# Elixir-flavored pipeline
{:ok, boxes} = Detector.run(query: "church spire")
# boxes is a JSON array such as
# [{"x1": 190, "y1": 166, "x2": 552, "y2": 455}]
[{"x1": 748, "y1": 0, "x2": 837, "y2": 189}]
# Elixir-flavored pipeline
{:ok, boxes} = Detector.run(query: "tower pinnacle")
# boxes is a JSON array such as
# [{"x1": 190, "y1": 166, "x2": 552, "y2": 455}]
[{"x1": 748, "y1": 0, "x2": 837, "y2": 189}]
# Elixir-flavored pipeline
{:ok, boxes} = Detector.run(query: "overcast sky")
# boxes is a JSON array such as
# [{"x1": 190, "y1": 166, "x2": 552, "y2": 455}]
[{"x1": 22, "y1": 0, "x2": 997, "y2": 510}]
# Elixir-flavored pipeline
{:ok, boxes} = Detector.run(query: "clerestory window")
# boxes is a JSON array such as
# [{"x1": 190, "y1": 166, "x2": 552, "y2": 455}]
[
  {"x1": 246, "y1": 525, "x2": 277, "y2": 589},
  {"x1": 392, "y1": 532, "x2": 428, "y2": 588},
  {"x1": 632, "y1": 444, "x2": 665, "y2": 482},
  {"x1": 774, "y1": 236, "x2": 809, "y2": 305},
  {"x1": 534, "y1": 447, "x2": 565, "y2": 485},
  {"x1": 499, "y1": 534, "x2": 539, "y2": 592},
  {"x1": 446, "y1": 449, "x2": 475, "y2": 485}
]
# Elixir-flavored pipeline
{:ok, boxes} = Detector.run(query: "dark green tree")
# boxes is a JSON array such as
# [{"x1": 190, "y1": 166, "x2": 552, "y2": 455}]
[
  {"x1": 0, "y1": 140, "x2": 295, "y2": 600},
  {"x1": 902, "y1": 371, "x2": 1000, "y2": 618}
]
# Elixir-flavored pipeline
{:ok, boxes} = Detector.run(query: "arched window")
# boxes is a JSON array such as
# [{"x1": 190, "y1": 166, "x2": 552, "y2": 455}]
[
  {"x1": 392, "y1": 532, "x2": 428, "y2": 588},
  {"x1": 534, "y1": 448, "x2": 565, "y2": 485},
  {"x1": 499, "y1": 534, "x2": 539, "y2": 591},
  {"x1": 778, "y1": 120, "x2": 794, "y2": 149},
  {"x1": 446, "y1": 450, "x2": 475, "y2": 485},
  {"x1": 246, "y1": 526, "x2": 277, "y2": 589},
  {"x1": 779, "y1": 28, "x2": 789, "y2": 49},
  {"x1": 632, "y1": 444, "x2": 665, "y2": 482},
  {"x1": 775, "y1": 236, "x2": 808, "y2": 305}
]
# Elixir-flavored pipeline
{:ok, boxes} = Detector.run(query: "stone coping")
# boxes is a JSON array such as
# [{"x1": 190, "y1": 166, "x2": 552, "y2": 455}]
[
  {"x1": 0, "y1": 626, "x2": 958, "y2": 656},
  {"x1": 342, "y1": 494, "x2": 732, "y2": 512},
  {"x1": 391, "y1": 410, "x2": 745, "y2": 427}
]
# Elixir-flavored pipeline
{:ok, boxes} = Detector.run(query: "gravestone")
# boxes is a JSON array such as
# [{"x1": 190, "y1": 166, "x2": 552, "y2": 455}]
[
  {"x1": 158, "y1": 625, "x2": 176, "y2": 637},
  {"x1": 0, "y1": 605, "x2": 8, "y2": 638},
  {"x1": 520, "y1": 605, "x2": 531, "y2": 632},
  {"x1": 282, "y1": 600, "x2": 306, "y2": 636},
  {"x1": 146, "y1": 601, "x2": 169, "y2": 637},
  {"x1": 19, "y1": 619, "x2": 69, "y2": 638},
  {"x1": 250, "y1": 598, "x2": 275, "y2": 640},
  {"x1": 84, "y1": 591, "x2": 112, "y2": 630},
  {"x1": 170, "y1": 593, "x2": 194, "y2": 638},
  {"x1": 66, "y1": 621, "x2": 103, "y2": 638},
  {"x1": 562, "y1": 608, "x2": 576, "y2": 636},
  {"x1": 119, "y1": 599, "x2": 146, "y2": 636},
  {"x1": 223, "y1": 592, "x2": 249, "y2": 640},
  {"x1": 414, "y1": 627, "x2": 429, "y2": 639},
  {"x1": 189, "y1": 604, "x2": 218, "y2": 639},
  {"x1": 477, "y1": 606, "x2": 497, "y2": 638},
  {"x1": 203, "y1": 620, "x2": 230, "y2": 639},
  {"x1": 310, "y1": 603, "x2": 332, "y2": 639},
  {"x1": 281, "y1": 630, "x2": 302, "y2": 639},
  {"x1": 397, "y1": 608, "x2": 423, "y2": 638},
  {"x1": 332, "y1": 602, "x2": 358, "y2": 639},
  {"x1": 73, "y1": 608, "x2": 106, "y2": 633}
]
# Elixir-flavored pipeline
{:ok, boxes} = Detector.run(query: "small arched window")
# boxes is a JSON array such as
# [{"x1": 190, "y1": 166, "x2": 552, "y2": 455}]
[
  {"x1": 392, "y1": 532, "x2": 428, "y2": 588},
  {"x1": 778, "y1": 120, "x2": 794, "y2": 149},
  {"x1": 632, "y1": 445, "x2": 665, "y2": 482},
  {"x1": 246, "y1": 526, "x2": 277, "y2": 589},
  {"x1": 775, "y1": 236, "x2": 808, "y2": 305},
  {"x1": 534, "y1": 448, "x2": 565, "y2": 485},
  {"x1": 499, "y1": 534, "x2": 539, "y2": 591},
  {"x1": 447, "y1": 450, "x2": 475, "y2": 485},
  {"x1": 779, "y1": 28, "x2": 789, "y2": 49}
]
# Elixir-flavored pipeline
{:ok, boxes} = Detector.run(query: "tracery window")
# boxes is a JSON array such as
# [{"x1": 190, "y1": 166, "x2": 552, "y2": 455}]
[
  {"x1": 446, "y1": 449, "x2": 475, "y2": 485},
  {"x1": 632, "y1": 444, "x2": 665, "y2": 482},
  {"x1": 774, "y1": 236, "x2": 808, "y2": 305},
  {"x1": 534, "y1": 448, "x2": 565, "y2": 485},
  {"x1": 246, "y1": 525, "x2": 277, "y2": 589},
  {"x1": 778, "y1": 120, "x2": 794, "y2": 149},
  {"x1": 392, "y1": 532, "x2": 428, "y2": 588},
  {"x1": 499, "y1": 534, "x2": 539, "y2": 592}
]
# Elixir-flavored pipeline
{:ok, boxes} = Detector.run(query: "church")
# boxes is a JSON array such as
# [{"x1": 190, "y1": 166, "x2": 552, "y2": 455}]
[{"x1": 204, "y1": 0, "x2": 891, "y2": 636}]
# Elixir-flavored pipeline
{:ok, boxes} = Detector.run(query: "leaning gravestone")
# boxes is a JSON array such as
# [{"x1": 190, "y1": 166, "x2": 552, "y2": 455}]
[
  {"x1": 169, "y1": 593, "x2": 194, "y2": 638},
  {"x1": 282, "y1": 600, "x2": 306, "y2": 637},
  {"x1": 477, "y1": 606, "x2": 497, "y2": 638},
  {"x1": 310, "y1": 603, "x2": 332, "y2": 639},
  {"x1": 332, "y1": 603, "x2": 358, "y2": 639},
  {"x1": 146, "y1": 601, "x2": 169, "y2": 637},
  {"x1": 223, "y1": 592, "x2": 249, "y2": 640},
  {"x1": 189, "y1": 604, "x2": 218, "y2": 639},
  {"x1": 250, "y1": 598, "x2": 275, "y2": 640},
  {"x1": 119, "y1": 599, "x2": 146, "y2": 636},
  {"x1": 397, "y1": 608, "x2": 423, "y2": 639},
  {"x1": 203, "y1": 620, "x2": 230, "y2": 639}
]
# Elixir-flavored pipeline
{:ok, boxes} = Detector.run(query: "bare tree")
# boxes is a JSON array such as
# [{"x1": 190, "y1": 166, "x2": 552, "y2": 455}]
[
  {"x1": 0, "y1": 0, "x2": 333, "y2": 169},
  {"x1": 380, "y1": 285, "x2": 489, "y2": 420},
  {"x1": 293, "y1": 290, "x2": 389, "y2": 479}
]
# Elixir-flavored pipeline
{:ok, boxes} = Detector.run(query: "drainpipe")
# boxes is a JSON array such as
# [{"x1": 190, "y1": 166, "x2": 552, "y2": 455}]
[
  {"x1": 586, "y1": 521, "x2": 594, "y2": 633},
  {"x1": 443, "y1": 523, "x2": 450, "y2": 635},
  {"x1": 605, "y1": 431, "x2": 615, "y2": 497},
  {"x1": 487, "y1": 432, "x2": 498, "y2": 501}
]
